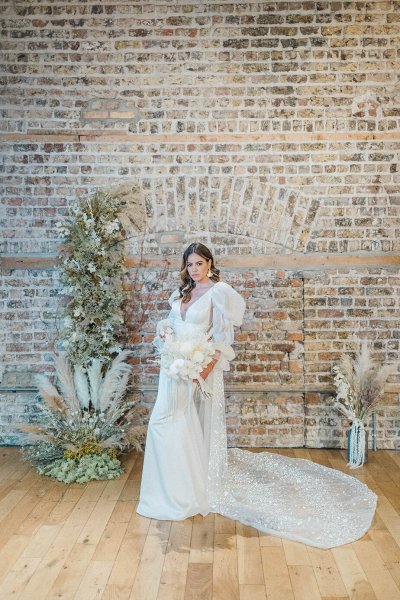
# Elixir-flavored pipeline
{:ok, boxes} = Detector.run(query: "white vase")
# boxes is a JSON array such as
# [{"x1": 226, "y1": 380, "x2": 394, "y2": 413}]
[{"x1": 347, "y1": 421, "x2": 368, "y2": 468}]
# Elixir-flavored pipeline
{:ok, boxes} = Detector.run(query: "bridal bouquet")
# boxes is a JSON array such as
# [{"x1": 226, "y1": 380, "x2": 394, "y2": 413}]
[{"x1": 155, "y1": 324, "x2": 215, "y2": 396}]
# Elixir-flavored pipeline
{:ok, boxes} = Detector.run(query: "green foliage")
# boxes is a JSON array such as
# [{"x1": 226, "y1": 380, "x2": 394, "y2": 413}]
[
  {"x1": 37, "y1": 453, "x2": 123, "y2": 483},
  {"x1": 56, "y1": 190, "x2": 127, "y2": 366},
  {"x1": 21, "y1": 440, "x2": 64, "y2": 467}
]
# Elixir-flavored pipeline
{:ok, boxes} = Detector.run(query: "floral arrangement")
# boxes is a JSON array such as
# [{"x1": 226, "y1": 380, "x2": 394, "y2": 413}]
[
  {"x1": 56, "y1": 189, "x2": 128, "y2": 367},
  {"x1": 21, "y1": 185, "x2": 148, "y2": 482},
  {"x1": 21, "y1": 351, "x2": 146, "y2": 483},
  {"x1": 332, "y1": 343, "x2": 393, "y2": 468},
  {"x1": 155, "y1": 323, "x2": 215, "y2": 397}
]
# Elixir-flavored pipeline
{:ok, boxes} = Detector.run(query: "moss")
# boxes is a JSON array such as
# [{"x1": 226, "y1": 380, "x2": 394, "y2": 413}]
[{"x1": 37, "y1": 453, "x2": 123, "y2": 483}]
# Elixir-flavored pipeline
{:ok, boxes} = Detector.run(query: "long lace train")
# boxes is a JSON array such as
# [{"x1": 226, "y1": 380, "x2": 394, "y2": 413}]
[
  {"x1": 204, "y1": 369, "x2": 376, "y2": 549},
  {"x1": 219, "y1": 448, "x2": 376, "y2": 548}
]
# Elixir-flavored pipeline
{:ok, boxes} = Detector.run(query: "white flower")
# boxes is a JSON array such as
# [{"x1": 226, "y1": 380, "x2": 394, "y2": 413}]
[
  {"x1": 55, "y1": 222, "x2": 69, "y2": 237},
  {"x1": 192, "y1": 350, "x2": 204, "y2": 364},
  {"x1": 170, "y1": 358, "x2": 185, "y2": 375},
  {"x1": 179, "y1": 342, "x2": 193, "y2": 355},
  {"x1": 87, "y1": 262, "x2": 97, "y2": 273},
  {"x1": 73, "y1": 308, "x2": 82, "y2": 317},
  {"x1": 104, "y1": 220, "x2": 120, "y2": 235},
  {"x1": 71, "y1": 259, "x2": 81, "y2": 271},
  {"x1": 82, "y1": 214, "x2": 95, "y2": 231},
  {"x1": 158, "y1": 328, "x2": 215, "y2": 382}
]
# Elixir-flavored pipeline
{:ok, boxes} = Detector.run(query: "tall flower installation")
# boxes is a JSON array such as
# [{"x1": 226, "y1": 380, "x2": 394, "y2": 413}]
[
  {"x1": 57, "y1": 190, "x2": 127, "y2": 367},
  {"x1": 21, "y1": 187, "x2": 147, "y2": 483},
  {"x1": 332, "y1": 343, "x2": 393, "y2": 468}
]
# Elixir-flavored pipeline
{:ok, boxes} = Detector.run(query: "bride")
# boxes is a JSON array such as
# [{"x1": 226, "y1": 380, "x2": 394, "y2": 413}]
[{"x1": 137, "y1": 242, "x2": 376, "y2": 548}]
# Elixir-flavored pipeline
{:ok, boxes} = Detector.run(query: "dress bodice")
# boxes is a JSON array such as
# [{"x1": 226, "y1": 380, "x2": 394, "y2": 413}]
[
  {"x1": 169, "y1": 286, "x2": 213, "y2": 329},
  {"x1": 165, "y1": 282, "x2": 246, "y2": 371}
]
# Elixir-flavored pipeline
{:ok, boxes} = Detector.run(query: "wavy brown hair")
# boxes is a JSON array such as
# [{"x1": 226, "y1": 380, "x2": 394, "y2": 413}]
[{"x1": 178, "y1": 242, "x2": 220, "y2": 303}]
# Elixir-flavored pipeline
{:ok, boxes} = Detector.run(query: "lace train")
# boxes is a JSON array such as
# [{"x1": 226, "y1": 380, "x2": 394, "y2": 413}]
[
  {"x1": 218, "y1": 448, "x2": 377, "y2": 548},
  {"x1": 205, "y1": 369, "x2": 376, "y2": 549}
]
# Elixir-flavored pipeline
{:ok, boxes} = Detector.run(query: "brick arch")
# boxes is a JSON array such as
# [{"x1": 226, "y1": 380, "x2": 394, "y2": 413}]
[{"x1": 137, "y1": 176, "x2": 319, "y2": 254}]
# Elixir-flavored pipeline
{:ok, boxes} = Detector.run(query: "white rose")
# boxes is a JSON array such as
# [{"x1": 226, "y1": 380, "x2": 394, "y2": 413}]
[
  {"x1": 191, "y1": 350, "x2": 204, "y2": 364},
  {"x1": 180, "y1": 342, "x2": 192, "y2": 355},
  {"x1": 170, "y1": 358, "x2": 185, "y2": 375}
]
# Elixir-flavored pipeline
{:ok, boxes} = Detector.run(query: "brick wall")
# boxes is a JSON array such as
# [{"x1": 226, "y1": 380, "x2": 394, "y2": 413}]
[{"x1": 1, "y1": 0, "x2": 399, "y2": 448}]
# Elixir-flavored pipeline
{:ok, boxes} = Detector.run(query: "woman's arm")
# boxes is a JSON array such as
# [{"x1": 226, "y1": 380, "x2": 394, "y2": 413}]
[{"x1": 198, "y1": 350, "x2": 221, "y2": 380}]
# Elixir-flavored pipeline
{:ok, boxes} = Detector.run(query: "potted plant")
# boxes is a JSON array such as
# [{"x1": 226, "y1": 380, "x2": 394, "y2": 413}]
[{"x1": 332, "y1": 343, "x2": 393, "y2": 468}]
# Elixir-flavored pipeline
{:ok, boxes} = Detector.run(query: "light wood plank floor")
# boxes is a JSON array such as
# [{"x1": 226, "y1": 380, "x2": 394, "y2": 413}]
[{"x1": 0, "y1": 447, "x2": 399, "y2": 599}]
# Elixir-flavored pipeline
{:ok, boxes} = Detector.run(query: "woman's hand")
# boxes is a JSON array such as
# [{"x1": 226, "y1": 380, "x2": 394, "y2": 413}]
[{"x1": 195, "y1": 357, "x2": 218, "y2": 382}]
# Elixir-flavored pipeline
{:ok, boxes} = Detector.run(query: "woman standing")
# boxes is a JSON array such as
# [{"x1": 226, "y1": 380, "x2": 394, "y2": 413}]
[{"x1": 137, "y1": 242, "x2": 376, "y2": 548}]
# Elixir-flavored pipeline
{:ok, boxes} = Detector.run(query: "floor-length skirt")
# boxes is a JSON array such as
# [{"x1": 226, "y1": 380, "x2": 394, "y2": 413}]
[{"x1": 137, "y1": 371, "x2": 209, "y2": 520}]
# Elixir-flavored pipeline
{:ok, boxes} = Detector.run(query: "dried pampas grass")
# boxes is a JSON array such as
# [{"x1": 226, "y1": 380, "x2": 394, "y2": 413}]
[
  {"x1": 34, "y1": 374, "x2": 65, "y2": 415},
  {"x1": 332, "y1": 342, "x2": 395, "y2": 422},
  {"x1": 21, "y1": 351, "x2": 146, "y2": 472},
  {"x1": 98, "y1": 349, "x2": 133, "y2": 413},
  {"x1": 53, "y1": 354, "x2": 81, "y2": 415},
  {"x1": 110, "y1": 182, "x2": 147, "y2": 234}
]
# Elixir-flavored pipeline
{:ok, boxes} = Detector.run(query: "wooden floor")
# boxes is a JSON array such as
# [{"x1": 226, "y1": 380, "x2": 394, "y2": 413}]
[{"x1": 0, "y1": 448, "x2": 400, "y2": 600}]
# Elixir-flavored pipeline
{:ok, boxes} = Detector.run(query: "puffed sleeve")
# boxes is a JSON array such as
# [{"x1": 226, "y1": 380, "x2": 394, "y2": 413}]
[{"x1": 211, "y1": 281, "x2": 246, "y2": 371}]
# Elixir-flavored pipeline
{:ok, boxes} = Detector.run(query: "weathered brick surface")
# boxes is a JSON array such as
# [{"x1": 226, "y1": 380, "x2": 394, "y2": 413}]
[
  {"x1": 1, "y1": 1, "x2": 400, "y2": 134},
  {"x1": 1, "y1": 141, "x2": 399, "y2": 255},
  {"x1": 1, "y1": 1, "x2": 400, "y2": 449},
  {"x1": 2, "y1": 264, "x2": 399, "y2": 448},
  {"x1": 0, "y1": 391, "x2": 37, "y2": 446},
  {"x1": 0, "y1": 268, "x2": 60, "y2": 375},
  {"x1": 226, "y1": 391, "x2": 305, "y2": 448},
  {"x1": 304, "y1": 268, "x2": 400, "y2": 386}
]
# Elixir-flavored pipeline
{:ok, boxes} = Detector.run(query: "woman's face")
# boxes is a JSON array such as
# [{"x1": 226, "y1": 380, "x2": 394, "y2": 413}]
[{"x1": 186, "y1": 253, "x2": 211, "y2": 285}]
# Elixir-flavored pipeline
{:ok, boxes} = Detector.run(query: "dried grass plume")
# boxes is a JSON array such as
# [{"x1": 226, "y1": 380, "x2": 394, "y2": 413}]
[{"x1": 110, "y1": 182, "x2": 147, "y2": 235}]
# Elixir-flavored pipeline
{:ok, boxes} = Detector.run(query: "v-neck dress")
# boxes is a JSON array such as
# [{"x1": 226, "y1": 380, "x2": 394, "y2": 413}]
[
  {"x1": 136, "y1": 281, "x2": 377, "y2": 548},
  {"x1": 136, "y1": 283, "x2": 222, "y2": 520}
]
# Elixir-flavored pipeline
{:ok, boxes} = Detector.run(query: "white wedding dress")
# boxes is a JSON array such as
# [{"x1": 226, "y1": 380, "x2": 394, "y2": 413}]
[{"x1": 137, "y1": 281, "x2": 377, "y2": 548}]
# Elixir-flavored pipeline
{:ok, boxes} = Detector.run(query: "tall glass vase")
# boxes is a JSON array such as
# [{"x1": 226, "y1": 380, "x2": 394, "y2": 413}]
[{"x1": 347, "y1": 420, "x2": 368, "y2": 468}]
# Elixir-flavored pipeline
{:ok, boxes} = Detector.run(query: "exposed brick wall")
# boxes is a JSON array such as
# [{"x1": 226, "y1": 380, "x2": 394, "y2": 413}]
[
  {"x1": 1, "y1": 1, "x2": 399, "y2": 449},
  {"x1": 304, "y1": 268, "x2": 400, "y2": 386},
  {"x1": 1, "y1": 1, "x2": 400, "y2": 134},
  {"x1": 2, "y1": 141, "x2": 399, "y2": 255}
]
